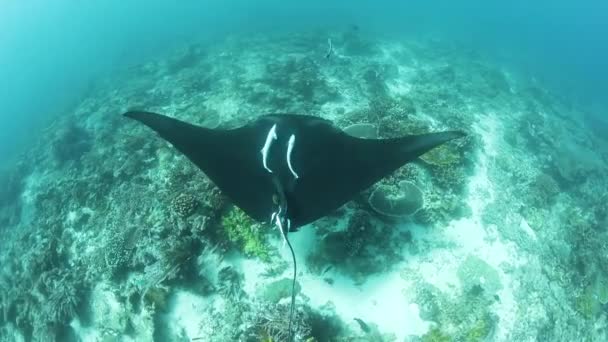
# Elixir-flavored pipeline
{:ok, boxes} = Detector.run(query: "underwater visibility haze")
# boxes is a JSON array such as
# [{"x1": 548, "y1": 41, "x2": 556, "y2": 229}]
[{"x1": 1, "y1": 0, "x2": 607, "y2": 341}]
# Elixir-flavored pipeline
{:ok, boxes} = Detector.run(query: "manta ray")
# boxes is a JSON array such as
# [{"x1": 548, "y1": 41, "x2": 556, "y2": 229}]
[{"x1": 124, "y1": 111, "x2": 465, "y2": 339}]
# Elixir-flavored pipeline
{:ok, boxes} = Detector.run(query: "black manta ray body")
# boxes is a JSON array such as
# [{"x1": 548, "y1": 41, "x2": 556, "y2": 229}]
[
  {"x1": 124, "y1": 111, "x2": 465, "y2": 339},
  {"x1": 124, "y1": 112, "x2": 464, "y2": 229}
]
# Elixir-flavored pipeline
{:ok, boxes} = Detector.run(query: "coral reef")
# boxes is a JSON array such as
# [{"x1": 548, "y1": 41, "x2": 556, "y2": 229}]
[
  {"x1": 527, "y1": 172, "x2": 561, "y2": 207},
  {"x1": 457, "y1": 255, "x2": 503, "y2": 296},
  {"x1": 0, "y1": 161, "x2": 28, "y2": 229},
  {"x1": 307, "y1": 209, "x2": 404, "y2": 280},
  {"x1": 103, "y1": 223, "x2": 137, "y2": 279},
  {"x1": 0, "y1": 30, "x2": 606, "y2": 341},
  {"x1": 51, "y1": 123, "x2": 92, "y2": 166},
  {"x1": 171, "y1": 193, "x2": 199, "y2": 218},
  {"x1": 221, "y1": 206, "x2": 274, "y2": 261},
  {"x1": 259, "y1": 277, "x2": 301, "y2": 303},
  {"x1": 414, "y1": 281, "x2": 497, "y2": 342},
  {"x1": 368, "y1": 180, "x2": 424, "y2": 217},
  {"x1": 244, "y1": 302, "x2": 313, "y2": 342}
]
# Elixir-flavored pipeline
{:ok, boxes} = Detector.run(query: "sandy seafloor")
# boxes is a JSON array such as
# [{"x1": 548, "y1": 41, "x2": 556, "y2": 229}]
[{"x1": 1, "y1": 30, "x2": 608, "y2": 342}]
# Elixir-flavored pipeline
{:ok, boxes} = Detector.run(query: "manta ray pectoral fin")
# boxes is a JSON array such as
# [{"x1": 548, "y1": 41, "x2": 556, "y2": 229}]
[
  {"x1": 123, "y1": 111, "x2": 278, "y2": 223},
  {"x1": 123, "y1": 111, "x2": 216, "y2": 157},
  {"x1": 285, "y1": 129, "x2": 467, "y2": 228},
  {"x1": 396, "y1": 130, "x2": 466, "y2": 160},
  {"x1": 124, "y1": 111, "x2": 467, "y2": 230}
]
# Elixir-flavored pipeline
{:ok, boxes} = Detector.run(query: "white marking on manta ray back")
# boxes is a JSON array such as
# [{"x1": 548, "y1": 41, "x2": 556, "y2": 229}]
[
  {"x1": 271, "y1": 211, "x2": 277, "y2": 225},
  {"x1": 260, "y1": 124, "x2": 277, "y2": 173},
  {"x1": 286, "y1": 134, "x2": 299, "y2": 179}
]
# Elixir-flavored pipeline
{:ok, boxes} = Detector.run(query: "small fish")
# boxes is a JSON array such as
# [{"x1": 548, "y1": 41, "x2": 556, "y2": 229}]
[
  {"x1": 322, "y1": 265, "x2": 333, "y2": 274},
  {"x1": 353, "y1": 317, "x2": 370, "y2": 333}
]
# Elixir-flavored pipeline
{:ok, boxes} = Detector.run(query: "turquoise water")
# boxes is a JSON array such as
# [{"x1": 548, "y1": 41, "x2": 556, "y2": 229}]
[
  {"x1": 1, "y1": 1, "x2": 607, "y2": 158},
  {"x1": 1, "y1": 1, "x2": 607, "y2": 341}
]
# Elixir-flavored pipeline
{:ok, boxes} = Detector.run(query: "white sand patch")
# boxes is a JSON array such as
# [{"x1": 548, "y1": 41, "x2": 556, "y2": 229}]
[
  {"x1": 20, "y1": 169, "x2": 46, "y2": 224},
  {"x1": 414, "y1": 248, "x2": 461, "y2": 295},
  {"x1": 402, "y1": 112, "x2": 523, "y2": 340},
  {"x1": 406, "y1": 107, "x2": 441, "y2": 129},
  {"x1": 206, "y1": 96, "x2": 243, "y2": 120},
  {"x1": 492, "y1": 275, "x2": 521, "y2": 341},
  {"x1": 241, "y1": 58, "x2": 267, "y2": 81},
  {"x1": 21, "y1": 169, "x2": 44, "y2": 205},
  {"x1": 320, "y1": 75, "x2": 365, "y2": 121},
  {"x1": 301, "y1": 267, "x2": 429, "y2": 339},
  {"x1": 70, "y1": 319, "x2": 99, "y2": 342},
  {"x1": 265, "y1": 226, "x2": 429, "y2": 340},
  {"x1": 386, "y1": 79, "x2": 412, "y2": 97},
  {"x1": 386, "y1": 65, "x2": 417, "y2": 96},
  {"x1": 237, "y1": 254, "x2": 272, "y2": 298},
  {"x1": 165, "y1": 290, "x2": 215, "y2": 340},
  {"x1": 440, "y1": 112, "x2": 521, "y2": 339},
  {"x1": 72, "y1": 282, "x2": 130, "y2": 341},
  {"x1": 475, "y1": 113, "x2": 500, "y2": 158}
]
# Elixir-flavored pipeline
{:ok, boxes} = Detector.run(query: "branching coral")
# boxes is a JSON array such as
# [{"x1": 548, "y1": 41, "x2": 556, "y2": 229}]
[
  {"x1": 159, "y1": 234, "x2": 197, "y2": 273},
  {"x1": 419, "y1": 135, "x2": 475, "y2": 194},
  {"x1": 217, "y1": 266, "x2": 245, "y2": 300},
  {"x1": 221, "y1": 206, "x2": 273, "y2": 261},
  {"x1": 196, "y1": 242, "x2": 226, "y2": 293},
  {"x1": 45, "y1": 276, "x2": 81, "y2": 323},
  {"x1": 246, "y1": 302, "x2": 312, "y2": 342},
  {"x1": 414, "y1": 281, "x2": 497, "y2": 342}
]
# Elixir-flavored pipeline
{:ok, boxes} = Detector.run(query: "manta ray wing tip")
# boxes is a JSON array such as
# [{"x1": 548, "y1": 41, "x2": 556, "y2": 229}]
[
  {"x1": 123, "y1": 111, "x2": 146, "y2": 119},
  {"x1": 450, "y1": 130, "x2": 467, "y2": 138}
]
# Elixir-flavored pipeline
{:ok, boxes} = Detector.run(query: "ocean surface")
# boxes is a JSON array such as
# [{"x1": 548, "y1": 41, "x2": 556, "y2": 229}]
[{"x1": 1, "y1": 1, "x2": 607, "y2": 341}]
